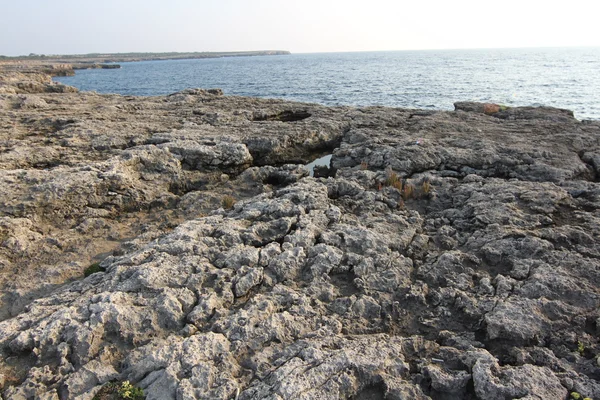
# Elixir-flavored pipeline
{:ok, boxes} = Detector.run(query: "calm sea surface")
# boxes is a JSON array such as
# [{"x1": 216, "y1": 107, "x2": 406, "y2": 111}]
[{"x1": 54, "y1": 48, "x2": 600, "y2": 120}]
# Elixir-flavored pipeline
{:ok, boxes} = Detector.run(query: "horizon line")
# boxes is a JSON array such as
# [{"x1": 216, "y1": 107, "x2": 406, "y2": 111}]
[{"x1": 2, "y1": 45, "x2": 600, "y2": 58}]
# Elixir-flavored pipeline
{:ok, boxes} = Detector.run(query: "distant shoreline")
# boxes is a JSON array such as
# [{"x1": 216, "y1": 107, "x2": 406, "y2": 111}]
[
  {"x1": 0, "y1": 50, "x2": 291, "y2": 64},
  {"x1": 0, "y1": 50, "x2": 292, "y2": 77}
]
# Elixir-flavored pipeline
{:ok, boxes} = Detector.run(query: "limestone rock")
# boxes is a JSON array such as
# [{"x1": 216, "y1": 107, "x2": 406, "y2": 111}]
[{"x1": 1, "y1": 64, "x2": 600, "y2": 399}]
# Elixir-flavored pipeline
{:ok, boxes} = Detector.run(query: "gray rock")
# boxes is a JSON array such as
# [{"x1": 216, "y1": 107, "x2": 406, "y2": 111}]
[
  {"x1": 2, "y1": 64, "x2": 600, "y2": 399},
  {"x1": 473, "y1": 357, "x2": 567, "y2": 400}
]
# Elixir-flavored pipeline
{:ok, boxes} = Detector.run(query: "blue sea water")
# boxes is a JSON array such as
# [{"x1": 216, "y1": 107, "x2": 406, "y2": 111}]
[{"x1": 54, "y1": 48, "x2": 600, "y2": 120}]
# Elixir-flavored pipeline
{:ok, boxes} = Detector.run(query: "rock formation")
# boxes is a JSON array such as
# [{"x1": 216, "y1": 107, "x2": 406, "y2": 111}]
[{"x1": 0, "y1": 64, "x2": 599, "y2": 399}]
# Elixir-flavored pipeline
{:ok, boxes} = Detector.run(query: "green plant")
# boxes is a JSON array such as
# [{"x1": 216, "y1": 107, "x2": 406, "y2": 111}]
[
  {"x1": 571, "y1": 393, "x2": 582, "y2": 400},
  {"x1": 92, "y1": 381, "x2": 145, "y2": 400},
  {"x1": 118, "y1": 381, "x2": 144, "y2": 400},
  {"x1": 84, "y1": 262, "x2": 104, "y2": 277},
  {"x1": 578, "y1": 341, "x2": 585, "y2": 355},
  {"x1": 222, "y1": 195, "x2": 236, "y2": 209}
]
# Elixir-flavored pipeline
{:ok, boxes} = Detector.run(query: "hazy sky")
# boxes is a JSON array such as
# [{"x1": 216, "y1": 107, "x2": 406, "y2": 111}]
[{"x1": 1, "y1": 0, "x2": 599, "y2": 56}]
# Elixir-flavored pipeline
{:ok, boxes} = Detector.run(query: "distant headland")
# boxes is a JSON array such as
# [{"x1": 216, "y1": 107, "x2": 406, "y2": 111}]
[{"x1": 0, "y1": 50, "x2": 291, "y2": 75}]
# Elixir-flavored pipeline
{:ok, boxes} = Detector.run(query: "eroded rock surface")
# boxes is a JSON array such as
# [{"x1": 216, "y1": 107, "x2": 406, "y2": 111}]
[{"x1": 1, "y1": 64, "x2": 600, "y2": 399}]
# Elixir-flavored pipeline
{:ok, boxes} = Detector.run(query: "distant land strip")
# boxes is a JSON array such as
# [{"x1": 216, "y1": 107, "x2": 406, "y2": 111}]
[
  {"x1": 0, "y1": 50, "x2": 291, "y2": 76},
  {"x1": 0, "y1": 50, "x2": 291, "y2": 63}
]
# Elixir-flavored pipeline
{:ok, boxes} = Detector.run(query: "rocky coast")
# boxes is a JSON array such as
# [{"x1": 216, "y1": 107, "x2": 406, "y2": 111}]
[{"x1": 1, "y1": 62, "x2": 600, "y2": 399}]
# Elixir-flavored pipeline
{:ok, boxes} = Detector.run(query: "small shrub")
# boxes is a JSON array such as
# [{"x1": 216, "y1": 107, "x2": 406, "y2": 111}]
[
  {"x1": 84, "y1": 262, "x2": 103, "y2": 277},
  {"x1": 571, "y1": 393, "x2": 582, "y2": 400},
  {"x1": 92, "y1": 381, "x2": 145, "y2": 400},
  {"x1": 360, "y1": 161, "x2": 368, "y2": 170},
  {"x1": 578, "y1": 341, "x2": 585, "y2": 355},
  {"x1": 222, "y1": 195, "x2": 236, "y2": 209},
  {"x1": 118, "y1": 381, "x2": 144, "y2": 400}
]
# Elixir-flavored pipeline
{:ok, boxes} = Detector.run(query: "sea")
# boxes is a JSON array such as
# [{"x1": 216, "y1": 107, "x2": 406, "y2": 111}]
[{"x1": 54, "y1": 48, "x2": 600, "y2": 120}]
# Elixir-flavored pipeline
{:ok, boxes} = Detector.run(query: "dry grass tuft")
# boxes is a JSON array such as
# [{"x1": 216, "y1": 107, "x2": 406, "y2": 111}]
[
  {"x1": 421, "y1": 179, "x2": 431, "y2": 195},
  {"x1": 402, "y1": 183, "x2": 415, "y2": 200},
  {"x1": 385, "y1": 167, "x2": 401, "y2": 188},
  {"x1": 379, "y1": 169, "x2": 434, "y2": 201},
  {"x1": 222, "y1": 195, "x2": 236, "y2": 209}
]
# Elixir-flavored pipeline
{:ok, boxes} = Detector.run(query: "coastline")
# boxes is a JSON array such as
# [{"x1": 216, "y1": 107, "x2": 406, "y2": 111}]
[
  {"x1": 1, "y1": 62, "x2": 600, "y2": 399},
  {"x1": 1, "y1": 50, "x2": 291, "y2": 72},
  {"x1": 43, "y1": 48, "x2": 600, "y2": 121}
]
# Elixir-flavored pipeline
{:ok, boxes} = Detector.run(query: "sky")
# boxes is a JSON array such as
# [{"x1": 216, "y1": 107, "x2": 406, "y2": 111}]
[{"x1": 1, "y1": 0, "x2": 599, "y2": 56}]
